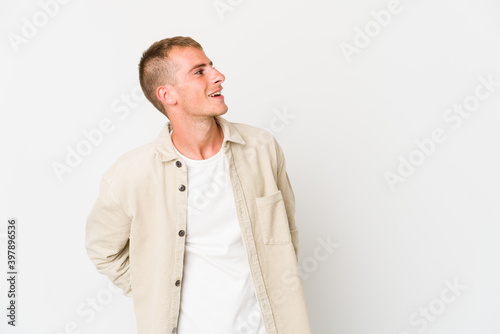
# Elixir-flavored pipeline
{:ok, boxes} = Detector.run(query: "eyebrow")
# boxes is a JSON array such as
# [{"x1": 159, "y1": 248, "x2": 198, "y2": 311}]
[{"x1": 188, "y1": 60, "x2": 213, "y2": 74}]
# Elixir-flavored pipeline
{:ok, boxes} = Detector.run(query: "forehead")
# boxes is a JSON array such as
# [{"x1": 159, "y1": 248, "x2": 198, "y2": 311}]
[{"x1": 169, "y1": 46, "x2": 209, "y2": 71}]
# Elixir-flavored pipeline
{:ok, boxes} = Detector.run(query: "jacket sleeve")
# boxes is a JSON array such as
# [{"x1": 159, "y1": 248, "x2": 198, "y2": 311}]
[
  {"x1": 85, "y1": 176, "x2": 133, "y2": 297},
  {"x1": 274, "y1": 137, "x2": 299, "y2": 261}
]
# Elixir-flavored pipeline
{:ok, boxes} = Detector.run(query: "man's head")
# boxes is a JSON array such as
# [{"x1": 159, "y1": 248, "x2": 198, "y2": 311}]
[{"x1": 138, "y1": 36, "x2": 227, "y2": 119}]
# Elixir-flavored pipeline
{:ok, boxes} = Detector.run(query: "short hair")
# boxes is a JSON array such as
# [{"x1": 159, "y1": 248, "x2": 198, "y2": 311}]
[{"x1": 138, "y1": 36, "x2": 203, "y2": 117}]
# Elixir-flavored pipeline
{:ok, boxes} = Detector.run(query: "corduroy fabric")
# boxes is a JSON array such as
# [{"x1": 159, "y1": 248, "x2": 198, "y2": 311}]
[{"x1": 85, "y1": 115, "x2": 312, "y2": 334}]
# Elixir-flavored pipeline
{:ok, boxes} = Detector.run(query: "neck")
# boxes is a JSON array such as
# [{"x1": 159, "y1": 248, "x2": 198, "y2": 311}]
[{"x1": 170, "y1": 115, "x2": 224, "y2": 160}]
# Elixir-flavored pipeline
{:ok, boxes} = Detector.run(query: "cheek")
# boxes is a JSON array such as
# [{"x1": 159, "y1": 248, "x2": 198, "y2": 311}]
[
  {"x1": 176, "y1": 87, "x2": 191, "y2": 101},
  {"x1": 176, "y1": 82, "x2": 207, "y2": 103}
]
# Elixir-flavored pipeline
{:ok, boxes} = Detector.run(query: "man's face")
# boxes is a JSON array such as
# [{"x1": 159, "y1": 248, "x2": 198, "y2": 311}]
[{"x1": 168, "y1": 46, "x2": 228, "y2": 118}]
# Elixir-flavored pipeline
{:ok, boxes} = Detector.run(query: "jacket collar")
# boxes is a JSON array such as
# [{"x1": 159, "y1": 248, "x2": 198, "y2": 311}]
[{"x1": 154, "y1": 115, "x2": 246, "y2": 162}]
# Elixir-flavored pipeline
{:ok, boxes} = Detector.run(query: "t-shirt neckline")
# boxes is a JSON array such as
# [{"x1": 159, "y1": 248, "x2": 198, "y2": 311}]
[{"x1": 170, "y1": 129, "x2": 226, "y2": 167}]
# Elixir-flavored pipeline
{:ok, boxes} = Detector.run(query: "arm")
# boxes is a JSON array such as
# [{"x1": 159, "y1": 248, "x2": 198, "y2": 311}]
[
  {"x1": 85, "y1": 176, "x2": 132, "y2": 296},
  {"x1": 274, "y1": 137, "x2": 299, "y2": 261}
]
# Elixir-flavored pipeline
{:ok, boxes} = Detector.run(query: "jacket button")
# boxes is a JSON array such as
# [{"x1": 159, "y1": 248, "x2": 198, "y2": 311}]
[
  {"x1": 172, "y1": 327, "x2": 177, "y2": 333},
  {"x1": 178, "y1": 230, "x2": 185, "y2": 237},
  {"x1": 178, "y1": 185, "x2": 186, "y2": 191},
  {"x1": 175, "y1": 280, "x2": 181, "y2": 287},
  {"x1": 175, "y1": 161, "x2": 182, "y2": 168}
]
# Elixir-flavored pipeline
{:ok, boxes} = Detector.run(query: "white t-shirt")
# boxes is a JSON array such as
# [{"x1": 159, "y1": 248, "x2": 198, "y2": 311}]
[{"x1": 172, "y1": 130, "x2": 266, "y2": 334}]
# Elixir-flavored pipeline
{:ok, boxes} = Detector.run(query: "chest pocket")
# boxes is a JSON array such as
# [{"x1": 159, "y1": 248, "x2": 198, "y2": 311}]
[{"x1": 255, "y1": 190, "x2": 291, "y2": 245}]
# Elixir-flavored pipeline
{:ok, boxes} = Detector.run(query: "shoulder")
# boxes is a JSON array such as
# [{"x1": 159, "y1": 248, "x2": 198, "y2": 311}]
[
  {"x1": 227, "y1": 120, "x2": 284, "y2": 167},
  {"x1": 230, "y1": 120, "x2": 278, "y2": 148},
  {"x1": 102, "y1": 141, "x2": 156, "y2": 183}
]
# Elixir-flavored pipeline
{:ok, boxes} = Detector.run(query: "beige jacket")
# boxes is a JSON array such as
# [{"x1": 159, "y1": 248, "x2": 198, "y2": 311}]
[{"x1": 85, "y1": 115, "x2": 312, "y2": 334}]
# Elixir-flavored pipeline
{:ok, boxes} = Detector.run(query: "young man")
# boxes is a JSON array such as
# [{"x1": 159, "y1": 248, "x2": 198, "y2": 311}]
[{"x1": 85, "y1": 36, "x2": 312, "y2": 334}]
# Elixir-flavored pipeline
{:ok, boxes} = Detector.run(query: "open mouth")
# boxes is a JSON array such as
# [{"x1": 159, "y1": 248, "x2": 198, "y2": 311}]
[{"x1": 208, "y1": 91, "x2": 222, "y2": 97}]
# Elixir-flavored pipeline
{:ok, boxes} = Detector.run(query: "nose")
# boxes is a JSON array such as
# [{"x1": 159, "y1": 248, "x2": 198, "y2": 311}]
[{"x1": 211, "y1": 67, "x2": 225, "y2": 85}]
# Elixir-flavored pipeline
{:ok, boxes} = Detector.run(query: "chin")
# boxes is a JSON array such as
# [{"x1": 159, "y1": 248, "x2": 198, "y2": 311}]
[{"x1": 216, "y1": 107, "x2": 228, "y2": 116}]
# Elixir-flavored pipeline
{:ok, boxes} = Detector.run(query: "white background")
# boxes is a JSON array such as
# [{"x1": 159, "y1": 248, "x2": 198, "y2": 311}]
[{"x1": 1, "y1": 0, "x2": 500, "y2": 333}]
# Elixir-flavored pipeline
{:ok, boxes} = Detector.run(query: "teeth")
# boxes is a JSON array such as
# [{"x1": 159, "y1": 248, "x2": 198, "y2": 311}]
[{"x1": 209, "y1": 91, "x2": 221, "y2": 97}]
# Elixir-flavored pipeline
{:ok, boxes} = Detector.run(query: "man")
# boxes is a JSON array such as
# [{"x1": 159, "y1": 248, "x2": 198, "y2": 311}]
[{"x1": 85, "y1": 36, "x2": 312, "y2": 334}]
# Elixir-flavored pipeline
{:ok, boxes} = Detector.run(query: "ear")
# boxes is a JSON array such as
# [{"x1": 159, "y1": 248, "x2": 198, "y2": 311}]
[{"x1": 156, "y1": 85, "x2": 177, "y2": 106}]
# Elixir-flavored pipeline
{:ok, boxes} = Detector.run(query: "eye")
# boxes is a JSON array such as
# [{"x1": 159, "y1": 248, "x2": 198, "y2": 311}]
[{"x1": 195, "y1": 69, "x2": 204, "y2": 75}]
